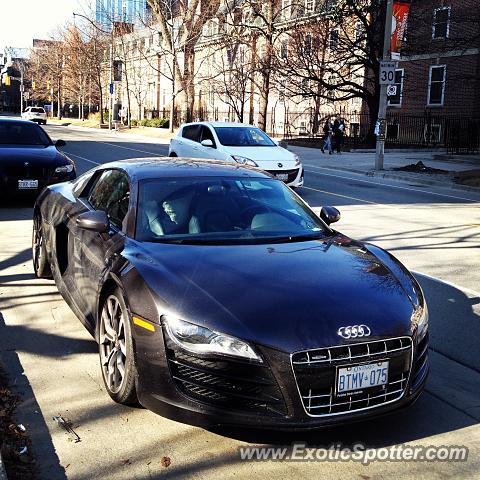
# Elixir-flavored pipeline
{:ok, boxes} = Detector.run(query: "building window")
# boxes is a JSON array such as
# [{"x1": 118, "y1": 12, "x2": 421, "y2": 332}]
[
  {"x1": 281, "y1": 0, "x2": 291, "y2": 20},
  {"x1": 424, "y1": 124, "x2": 442, "y2": 144},
  {"x1": 281, "y1": 40, "x2": 288, "y2": 59},
  {"x1": 329, "y1": 30, "x2": 339, "y2": 51},
  {"x1": 305, "y1": 0, "x2": 315, "y2": 14},
  {"x1": 278, "y1": 77, "x2": 286, "y2": 102},
  {"x1": 386, "y1": 123, "x2": 400, "y2": 140},
  {"x1": 427, "y1": 65, "x2": 446, "y2": 106},
  {"x1": 388, "y1": 69, "x2": 404, "y2": 106},
  {"x1": 433, "y1": 7, "x2": 450, "y2": 39},
  {"x1": 304, "y1": 34, "x2": 312, "y2": 56}
]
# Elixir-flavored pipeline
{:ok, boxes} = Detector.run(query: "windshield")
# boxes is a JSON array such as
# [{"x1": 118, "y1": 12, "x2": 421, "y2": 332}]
[
  {"x1": 136, "y1": 177, "x2": 330, "y2": 244},
  {"x1": 214, "y1": 127, "x2": 276, "y2": 147},
  {"x1": 0, "y1": 122, "x2": 52, "y2": 146}
]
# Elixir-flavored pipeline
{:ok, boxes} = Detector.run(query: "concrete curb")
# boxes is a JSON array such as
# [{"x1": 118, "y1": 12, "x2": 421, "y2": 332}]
[
  {"x1": 0, "y1": 451, "x2": 7, "y2": 480},
  {"x1": 305, "y1": 164, "x2": 480, "y2": 194}
]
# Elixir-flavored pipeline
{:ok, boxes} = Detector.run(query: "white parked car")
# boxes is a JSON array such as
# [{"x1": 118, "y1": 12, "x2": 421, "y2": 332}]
[
  {"x1": 22, "y1": 107, "x2": 47, "y2": 125},
  {"x1": 169, "y1": 122, "x2": 304, "y2": 188}
]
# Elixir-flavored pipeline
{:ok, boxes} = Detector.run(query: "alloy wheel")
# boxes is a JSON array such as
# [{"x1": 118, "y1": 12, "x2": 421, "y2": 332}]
[{"x1": 100, "y1": 295, "x2": 127, "y2": 394}]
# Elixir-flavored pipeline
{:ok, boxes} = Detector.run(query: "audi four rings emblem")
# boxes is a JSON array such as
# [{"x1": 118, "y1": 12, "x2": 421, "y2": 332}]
[{"x1": 337, "y1": 325, "x2": 371, "y2": 339}]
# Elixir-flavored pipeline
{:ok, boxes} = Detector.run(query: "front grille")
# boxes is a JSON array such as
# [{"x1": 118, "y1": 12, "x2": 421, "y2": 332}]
[
  {"x1": 165, "y1": 338, "x2": 286, "y2": 416},
  {"x1": 265, "y1": 168, "x2": 299, "y2": 183},
  {"x1": 291, "y1": 337, "x2": 413, "y2": 417},
  {"x1": 4, "y1": 165, "x2": 47, "y2": 179}
]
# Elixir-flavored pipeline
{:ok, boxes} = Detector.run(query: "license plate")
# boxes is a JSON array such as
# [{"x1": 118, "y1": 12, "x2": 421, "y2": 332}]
[
  {"x1": 337, "y1": 361, "x2": 389, "y2": 394},
  {"x1": 18, "y1": 179, "x2": 38, "y2": 189},
  {"x1": 274, "y1": 173, "x2": 288, "y2": 181}
]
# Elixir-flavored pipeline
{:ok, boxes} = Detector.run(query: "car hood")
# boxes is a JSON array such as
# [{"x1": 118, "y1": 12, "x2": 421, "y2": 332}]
[
  {"x1": 127, "y1": 234, "x2": 418, "y2": 353},
  {"x1": 125, "y1": 235, "x2": 418, "y2": 352},
  {"x1": 0, "y1": 145, "x2": 67, "y2": 166},
  {"x1": 222, "y1": 146, "x2": 298, "y2": 169}
]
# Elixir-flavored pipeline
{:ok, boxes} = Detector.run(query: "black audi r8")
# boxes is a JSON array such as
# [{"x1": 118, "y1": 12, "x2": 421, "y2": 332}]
[
  {"x1": 0, "y1": 118, "x2": 75, "y2": 197},
  {"x1": 33, "y1": 158, "x2": 429, "y2": 429}
]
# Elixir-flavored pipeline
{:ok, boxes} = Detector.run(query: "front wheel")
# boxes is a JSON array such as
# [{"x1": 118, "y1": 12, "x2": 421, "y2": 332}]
[
  {"x1": 99, "y1": 289, "x2": 138, "y2": 405},
  {"x1": 32, "y1": 214, "x2": 52, "y2": 278}
]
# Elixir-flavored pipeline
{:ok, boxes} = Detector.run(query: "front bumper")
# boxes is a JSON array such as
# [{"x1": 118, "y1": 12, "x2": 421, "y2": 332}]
[
  {"x1": 0, "y1": 169, "x2": 76, "y2": 197},
  {"x1": 133, "y1": 320, "x2": 428, "y2": 430},
  {"x1": 265, "y1": 166, "x2": 304, "y2": 188}
]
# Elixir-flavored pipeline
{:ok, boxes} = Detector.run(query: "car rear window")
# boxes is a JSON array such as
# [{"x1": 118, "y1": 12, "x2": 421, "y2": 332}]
[
  {"x1": 31, "y1": 107, "x2": 45, "y2": 113},
  {"x1": 0, "y1": 122, "x2": 52, "y2": 146}
]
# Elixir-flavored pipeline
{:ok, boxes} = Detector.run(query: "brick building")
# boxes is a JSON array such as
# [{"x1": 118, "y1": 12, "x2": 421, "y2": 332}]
[{"x1": 386, "y1": 0, "x2": 480, "y2": 149}]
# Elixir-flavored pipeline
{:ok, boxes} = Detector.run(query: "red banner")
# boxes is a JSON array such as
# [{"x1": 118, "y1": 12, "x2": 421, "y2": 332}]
[{"x1": 391, "y1": 2, "x2": 410, "y2": 58}]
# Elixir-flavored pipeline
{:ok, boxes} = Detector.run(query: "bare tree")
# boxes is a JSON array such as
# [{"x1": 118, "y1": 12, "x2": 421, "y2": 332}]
[{"x1": 146, "y1": 0, "x2": 221, "y2": 125}]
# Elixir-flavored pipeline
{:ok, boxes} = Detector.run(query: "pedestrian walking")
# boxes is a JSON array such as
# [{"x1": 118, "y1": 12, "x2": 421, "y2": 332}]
[
  {"x1": 321, "y1": 118, "x2": 333, "y2": 154},
  {"x1": 333, "y1": 114, "x2": 345, "y2": 154}
]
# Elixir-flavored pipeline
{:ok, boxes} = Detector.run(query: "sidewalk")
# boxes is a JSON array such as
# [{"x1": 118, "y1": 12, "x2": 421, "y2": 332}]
[{"x1": 289, "y1": 146, "x2": 480, "y2": 191}]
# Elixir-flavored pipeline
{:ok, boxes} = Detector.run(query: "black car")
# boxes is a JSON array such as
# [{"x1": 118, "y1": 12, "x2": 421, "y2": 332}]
[
  {"x1": 33, "y1": 158, "x2": 429, "y2": 429},
  {"x1": 0, "y1": 118, "x2": 75, "y2": 197}
]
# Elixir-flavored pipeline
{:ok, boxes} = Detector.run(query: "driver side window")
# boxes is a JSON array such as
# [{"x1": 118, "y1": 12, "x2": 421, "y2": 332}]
[{"x1": 87, "y1": 170, "x2": 130, "y2": 229}]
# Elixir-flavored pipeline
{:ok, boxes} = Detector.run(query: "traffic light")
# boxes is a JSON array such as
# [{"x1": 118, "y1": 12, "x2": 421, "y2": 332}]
[
  {"x1": 4, "y1": 75, "x2": 10, "y2": 86},
  {"x1": 32, "y1": 81, "x2": 36, "y2": 90},
  {"x1": 47, "y1": 80, "x2": 51, "y2": 89}
]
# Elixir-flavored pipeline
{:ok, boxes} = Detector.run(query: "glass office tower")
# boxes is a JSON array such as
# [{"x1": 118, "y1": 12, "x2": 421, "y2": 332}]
[{"x1": 96, "y1": 0, "x2": 147, "y2": 28}]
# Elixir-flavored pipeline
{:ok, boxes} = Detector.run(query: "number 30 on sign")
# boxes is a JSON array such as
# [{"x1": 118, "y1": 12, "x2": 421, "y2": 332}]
[{"x1": 380, "y1": 61, "x2": 396, "y2": 85}]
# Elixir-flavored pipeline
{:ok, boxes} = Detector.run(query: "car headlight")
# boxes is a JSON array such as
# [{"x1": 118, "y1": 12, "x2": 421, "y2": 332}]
[
  {"x1": 412, "y1": 303, "x2": 428, "y2": 334},
  {"x1": 55, "y1": 164, "x2": 74, "y2": 174},
  {"x1": 231, "y1": 155, "x2": 258, "y2": 167},
  {"x1": 294, "y1": 154, "x2": 301, "y2": 167},
  {"x1": 163, "y1": 316, "x2": 263, "y2": 362}
]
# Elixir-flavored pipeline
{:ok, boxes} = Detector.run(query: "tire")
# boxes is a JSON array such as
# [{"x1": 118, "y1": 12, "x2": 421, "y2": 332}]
[
  {"x1": 32, "y1": 213, "x2": 52, "y2": 279},
  {"x1": 99, "y1": 288, "x2": 138, "y2": 405},
  {"x1": 169, "y1": 152, "x2": 177, "y2": 157}
]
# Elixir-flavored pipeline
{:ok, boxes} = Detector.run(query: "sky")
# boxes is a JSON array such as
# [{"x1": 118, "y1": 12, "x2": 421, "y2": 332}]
[{"x1": 1, "y1": 0, "x2": 92, "y2": 50}]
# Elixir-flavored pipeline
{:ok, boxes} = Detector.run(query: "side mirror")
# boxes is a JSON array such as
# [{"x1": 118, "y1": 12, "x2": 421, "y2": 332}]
[
  {"x1": 55, "y1": 139, "x2": 66, "y2": 147},
  {"x1": 201, "y1": 139, "x2": 214, "y2": 148},
  {"x1": 320, "y1": 206, "x2": 341, "y2": 225},
  {"x1": 76, "y1": 210, "x2": 109, "y2": 233}
]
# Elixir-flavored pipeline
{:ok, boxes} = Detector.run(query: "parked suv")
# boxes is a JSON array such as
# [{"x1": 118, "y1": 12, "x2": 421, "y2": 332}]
[
  {"x1": 169, "y1": 122, "x2": 304, "y2": 188},
  {"x1": 22, "y1": 107, "x2": 47, "y2": 125}
]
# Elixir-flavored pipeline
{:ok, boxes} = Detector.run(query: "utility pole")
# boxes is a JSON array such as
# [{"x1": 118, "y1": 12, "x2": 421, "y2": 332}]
[
  {"x1": 375, "y1": 0, "x2": 394, "y2": 170},
  {"x1": 109, "y1": 42, "x2": 113, "y2": 130},
  {"x1": 19, "y1": 66, "x2": 24, "y2": 113}
]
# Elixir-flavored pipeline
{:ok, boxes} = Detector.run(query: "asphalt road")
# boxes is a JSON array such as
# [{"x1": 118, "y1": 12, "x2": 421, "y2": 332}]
[{"x1": 0, "y1": 124, "x2": 479, "y2": 480}]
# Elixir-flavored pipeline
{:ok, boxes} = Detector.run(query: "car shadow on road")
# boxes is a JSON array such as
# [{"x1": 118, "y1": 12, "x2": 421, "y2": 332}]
[{"x1": 206, "y1": 273, "x2": 480, "y2": 448}]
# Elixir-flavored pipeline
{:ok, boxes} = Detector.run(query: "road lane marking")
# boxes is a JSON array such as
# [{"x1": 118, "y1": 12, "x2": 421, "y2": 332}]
[
  {"x1": 301, "y1": 186, "x2": 378, "y2": 205},
  {"x1": 304, "y1": 164, "x2": 480, "y2": 203},
  {"x1": 64, "y1": 152, "x2": 100, "y2": 165},
  {"x1": 99, "y1": 141, "x2": 167, "y2": 157}
]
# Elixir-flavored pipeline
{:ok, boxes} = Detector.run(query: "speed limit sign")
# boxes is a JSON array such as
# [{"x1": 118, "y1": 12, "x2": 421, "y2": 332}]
[{"x1": 380, "y1": 61, "x2": 396, "y2": 85}]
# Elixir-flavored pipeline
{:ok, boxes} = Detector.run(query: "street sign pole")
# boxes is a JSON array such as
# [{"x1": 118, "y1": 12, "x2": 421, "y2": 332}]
[{"x1": 375, "y1": 0, "x2": 395, "y2": 171}]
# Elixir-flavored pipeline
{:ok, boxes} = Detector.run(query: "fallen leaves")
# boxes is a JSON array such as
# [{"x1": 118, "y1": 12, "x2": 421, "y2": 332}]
[{"x1": 161, "y1": 456, "x2": 171, "y2": 468}]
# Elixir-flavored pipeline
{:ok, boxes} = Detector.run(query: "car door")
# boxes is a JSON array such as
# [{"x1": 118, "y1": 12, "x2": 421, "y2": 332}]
[
  {"x1": 177, "y1": 124, "x2": 202, "y2": 157},
  {"x1": 197, "y1": 126, "x2": 222, "y2": 160},
  {"x1": 73, "y1": 169, "x2": 130, "y2": 323}
]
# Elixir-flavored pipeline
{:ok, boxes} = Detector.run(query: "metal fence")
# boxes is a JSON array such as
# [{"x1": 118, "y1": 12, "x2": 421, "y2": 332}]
[{"x1": 151, "y1": 108, "x2": 480, "y2": 153}]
